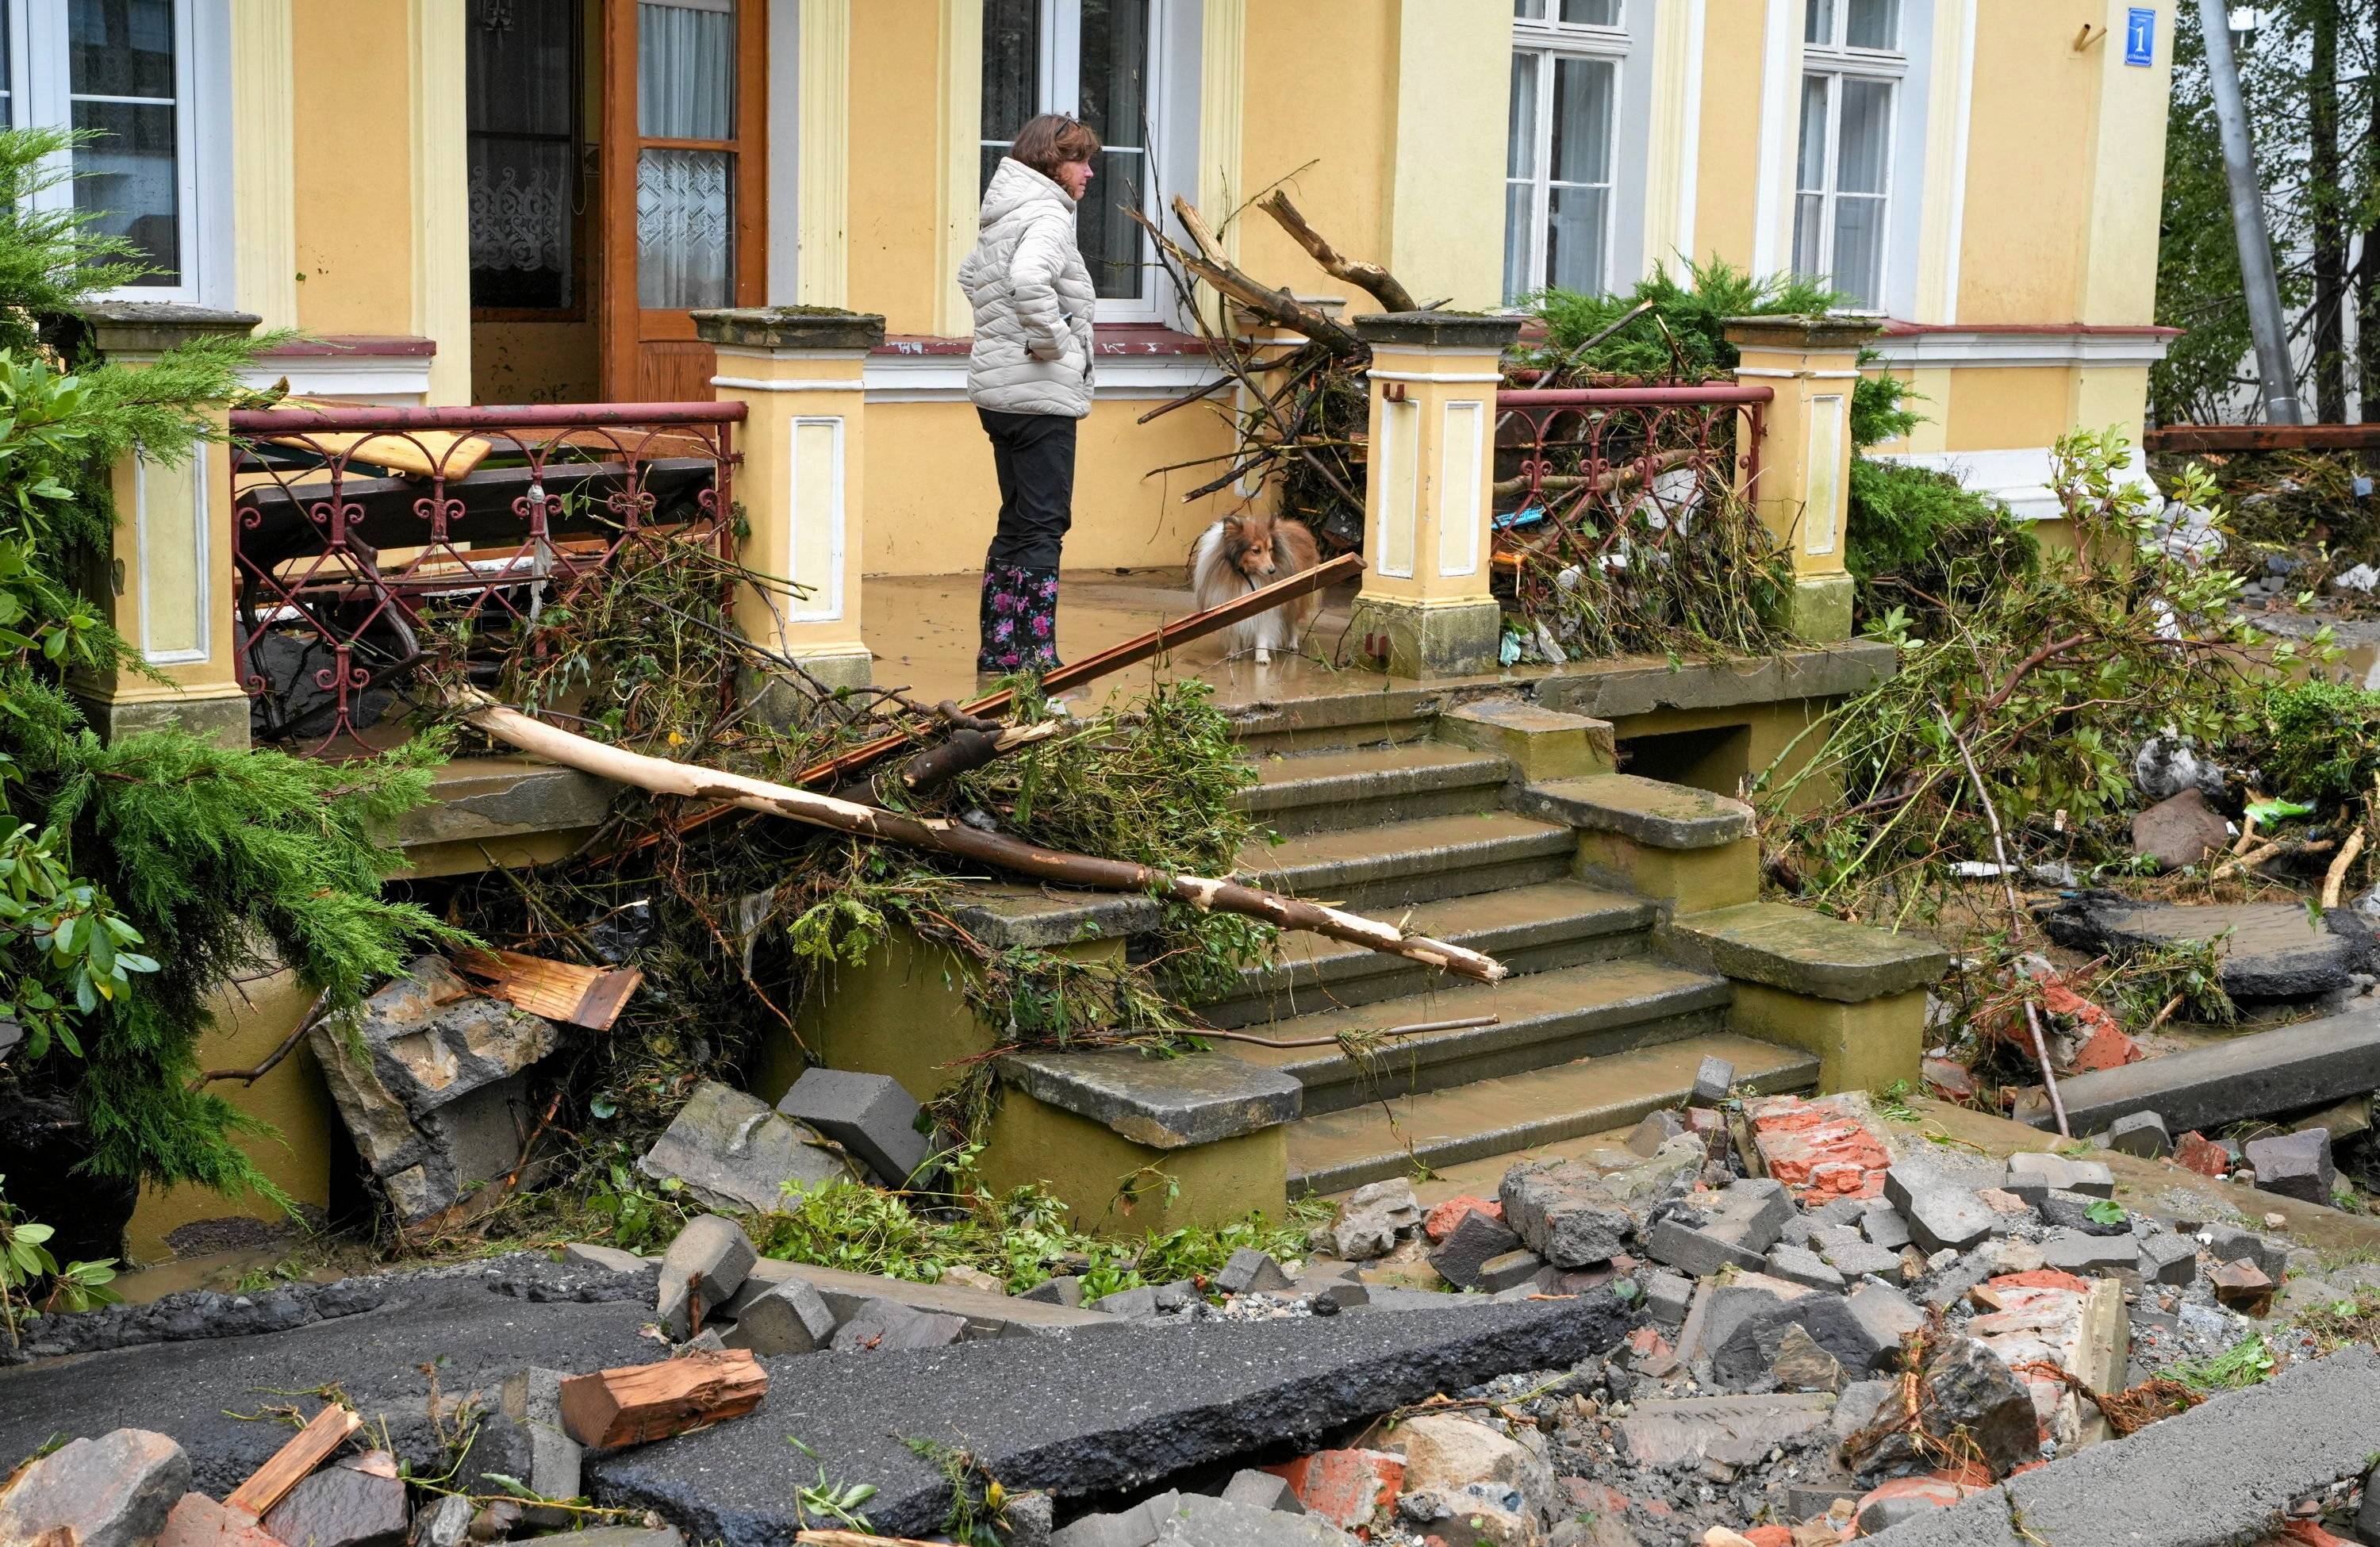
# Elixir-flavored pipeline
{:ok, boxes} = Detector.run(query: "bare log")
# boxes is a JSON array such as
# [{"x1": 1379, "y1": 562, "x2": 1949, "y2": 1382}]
[
  {"x1": 1257, "y1": 190, "x2": 1418, "y2": 313},
  {"x1": 559, "y1": 1349, "x2": 768, "y2": 1449},
  {"x1": 451, "y1": 690, "x2": 1507, "y2": 985},
  {"x1": 1129, "y1": 202, "x2": 1365, "y2": 359},
  {"x1": 2324, "y1": 824, "x2": 2368, "y2": 908},
  {"x1": 900, "y1": 719, "x2": 1062, "y2": 794}
]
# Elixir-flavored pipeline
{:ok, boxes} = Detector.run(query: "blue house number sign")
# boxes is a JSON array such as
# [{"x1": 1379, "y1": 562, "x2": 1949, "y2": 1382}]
[{"x1": 2125, "y1": 7, "x2": 2156, "y2": 66}]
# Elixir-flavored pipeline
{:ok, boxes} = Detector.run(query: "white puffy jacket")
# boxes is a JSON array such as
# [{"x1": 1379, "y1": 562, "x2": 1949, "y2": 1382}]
[{"x1": 960, "y1": 157, "x2": 1096, "y2": 419}]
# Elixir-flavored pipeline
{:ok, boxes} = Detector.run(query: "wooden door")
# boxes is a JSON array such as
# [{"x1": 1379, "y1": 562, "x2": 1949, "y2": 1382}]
[{"x1": 600, "y1": 0, "x2": 768, "y2": 402}]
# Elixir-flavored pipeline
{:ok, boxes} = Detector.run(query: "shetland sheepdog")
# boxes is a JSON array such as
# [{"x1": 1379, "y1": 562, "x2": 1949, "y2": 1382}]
[{"x1": 1188, "y1": 510, "x2": 1322, "y2": 666}]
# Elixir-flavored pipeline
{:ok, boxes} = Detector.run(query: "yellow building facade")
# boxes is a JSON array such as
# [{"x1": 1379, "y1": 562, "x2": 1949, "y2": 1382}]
[{"x1": 60, "y1": 0, "x2": 2173, "y2": 580}]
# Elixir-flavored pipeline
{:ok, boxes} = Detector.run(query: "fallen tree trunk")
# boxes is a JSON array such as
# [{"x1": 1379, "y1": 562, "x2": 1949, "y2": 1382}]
[
  {"x1": 1257, "y1": 190, "x2": 1418, "y2": 313},
  {"x1": 452, "y1": 689, "x2": 1507, "y2": 984}
]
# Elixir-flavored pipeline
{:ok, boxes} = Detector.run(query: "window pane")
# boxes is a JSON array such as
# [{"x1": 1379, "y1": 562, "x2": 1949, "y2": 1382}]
[
  {"x1": 982, "y1": 0, "x2": 1039, "y2": 165},
  {"x1": 71, "y1": 0, "x2": 174, "y2": 99},
  {"x1": 1546, "y1": 183, "x2": 1607, "y2": 294},
  {"x1": 1833, "y1": 193, "x2": 1886, "y2": 307},
  {"x1": 1795, "y1": 74, "x2": 1828, "y2": 192},
  {"x1": 1804, "y1": 0, "x2": 1835, "y2": 45},
  {"x1": 1559, "y1": 0, "x2": 1622, "y2": 21},
  {"x1": 1548, "y1": 56, "x2": 1612, "y2": 186},
  {"x1": 1845, "y1": 0, "x2": 1898, "y2": 49},
  {"x1": 1079, "y1": 0, "x2": 1146, "y2": 150},
  {"x1": 1503, "y1": 181, "x2": 1534, "y2": 302},
  {"x1": 1513, "y1": 0, "x2": 1545, "y2": 18},
  {"x1": 1507, "y1": 52, "x2": 1537, "y2": 178},
  {"x1": 74, "y1": 98, "x2": 178, "y2": 285},
  {"x1": 637, "y1": 146, "x2": 732, "y2": 308},
  {"x1": 638, "y1": 0, "x2": 734, "y2": 140},
  {"x1": 1837, "y1": 78, "x2": 1891, "y2": 194},
  {"x1": 1793, "y1": 190, "x2": 1825, "y2": 277},
  {"x1": 1079, "y1": 146, "x2": 1144, "y2": 300},
  {"x1": 469, "y1": 0, "x2": 576, "y2": 309}
]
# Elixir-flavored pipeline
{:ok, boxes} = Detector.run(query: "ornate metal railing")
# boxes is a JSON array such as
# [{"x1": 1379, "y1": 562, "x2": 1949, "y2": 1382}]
[{"x1": 228, "y1": 401, "x2": 743, "y2": 757}]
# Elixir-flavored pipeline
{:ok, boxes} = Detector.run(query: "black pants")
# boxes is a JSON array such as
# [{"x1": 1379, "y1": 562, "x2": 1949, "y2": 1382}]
[{"x1": 977, "y1": 407, "x2": 1077, "y2": 570}]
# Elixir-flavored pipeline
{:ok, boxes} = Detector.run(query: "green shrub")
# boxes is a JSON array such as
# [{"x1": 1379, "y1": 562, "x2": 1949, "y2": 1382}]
[
  {"x1": 1845, "y1": 457, "x2": 2040, "y2": 628},
  {"x1": 2255, "y1": 679, "x2": 2380, "y2": 807},
  {"x1": 1521, "y1": 256, "x2": 1846, "y2": 381}
]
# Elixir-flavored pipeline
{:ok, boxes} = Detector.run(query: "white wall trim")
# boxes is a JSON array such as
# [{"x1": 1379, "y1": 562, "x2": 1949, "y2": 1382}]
[
  {"x1": 1368, "y1": 370, "x2": 1508, "y2": 385},
  {"x1": 766, "y1": 0, "x2": 803, "y2": 305},
  {"x1": 785, "y1": 415, "x2": 846, "y2": 623},
  {"x1": 134, "y1": 458, "x2": 210, "y2": 666},
  {"x1": 1869, "y1": 328, "x2": 2177, "y2": 370},
  {"x1": 235, "y1": 355, "x2": 437, "y2": 401},
  {"x1": 1876, "y1": 443, "x2": 2157, "y2": 524},
  {"x1": 712, "y1": 375, "x2": 867, "y2": 393},
  {"x1": 860, "y1": 351, "x2": 1220, "y2": 402},
  {"x1": 1749, "y1": 0, "x2": 1802, "y2": 276},
  {"x1": 1677, "y1": 0, "x2": 1705, "y2": 265}
]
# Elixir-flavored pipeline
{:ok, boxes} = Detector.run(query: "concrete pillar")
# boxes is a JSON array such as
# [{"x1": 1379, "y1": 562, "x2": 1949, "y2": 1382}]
[
  {"x1": 78, "y1": 302, "x2": 260, "y2": 749},
  {"x1": 695, "y1": 308, "x2": 880, "y2": 697},
  {"x1": 1724, "y1": 316, "x2": 1881, "y2": 645},
  {"x1": 1346, "y1": 311, "x2": 1519, "y2": 679}
]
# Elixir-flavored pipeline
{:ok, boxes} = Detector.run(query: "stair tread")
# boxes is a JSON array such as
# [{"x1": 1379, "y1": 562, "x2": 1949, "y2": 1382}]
[
  {"x1": 1241, "y1": 743, "x2": 1507, "y2": 794},
  {"x1": 1238, "y1": 810, "x2": 1572, "y2": 880},
  {"x1": 1284, "y1": 1034, "x2": 1818, "y2": 1192},
  {"x1": 1244, "y1": 879, "x2": 1649, "y2": 976},
  {"x1": 1214, "y1": 956, "x2": 1729, "y2": 1075}
]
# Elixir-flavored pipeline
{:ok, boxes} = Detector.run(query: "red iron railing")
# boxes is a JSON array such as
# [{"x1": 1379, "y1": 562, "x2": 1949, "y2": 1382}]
[
  {"x1": 229, "y1": 401, "x2": 744, "y2": 756},
  {"x1": 1492, "y1": 381, "x2": 1770, "y2": 589}
]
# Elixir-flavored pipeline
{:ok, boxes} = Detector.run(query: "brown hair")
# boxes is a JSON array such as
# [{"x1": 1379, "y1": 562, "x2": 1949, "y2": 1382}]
[{"x1": 1010, "y1": 113, "x2": 1101, "y2": 181}]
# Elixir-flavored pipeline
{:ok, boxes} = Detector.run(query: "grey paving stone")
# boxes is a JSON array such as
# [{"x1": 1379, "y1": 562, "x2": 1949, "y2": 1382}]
[
  {"x1": 655, "y1": 1215, "x2": 757, "y2": 1340},
  {"x1": 2108, "y1": 1110, "x2": 2171, "y2": 1159},
  {"x1": 1764, "y1": 1244, "x2": 1847, "y2": 1292},
  {"x1": 2137, "y1": 1233, "x2": 2201, "y2": 1288},
  {"x1": 2037, "y1": 1228, "x2": 2136, "y2": 1278},
  {"x1": 776, "y1": 1067, "x2": 935, "y2": 1188}
]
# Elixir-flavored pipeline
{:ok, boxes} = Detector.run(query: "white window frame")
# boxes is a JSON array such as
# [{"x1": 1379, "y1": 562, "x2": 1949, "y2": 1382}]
[
  {"x1": 1795, "y1": 1, "x2": 1906, "y2": 313},
  {"x1": 10, "y1": 0, "x2": 231, "y2": 309},
  {"x1": 978, "y1": 0, "x2": 1169, "y2": 324},
  {"x1": 1505, "y1": 2, "x2": 1629, "y2": 303}
]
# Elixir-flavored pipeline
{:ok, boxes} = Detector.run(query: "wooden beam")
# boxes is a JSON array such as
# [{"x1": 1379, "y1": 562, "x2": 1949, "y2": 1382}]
[
  {"x1": 2141, "y1": 422, "x2": 2380, "y2": 452},
  {"x1": 223, "y1": 1403, "x2": 362, "y2": 1517},
  {"x1": 559, "y1": 1349, "x2": 770, "y2": 1449}
]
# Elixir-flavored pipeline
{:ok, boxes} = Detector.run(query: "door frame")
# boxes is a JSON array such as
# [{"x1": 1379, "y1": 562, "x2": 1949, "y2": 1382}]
[{"x1": 599, "y1": 0, "x2": 770, "y2": 401}]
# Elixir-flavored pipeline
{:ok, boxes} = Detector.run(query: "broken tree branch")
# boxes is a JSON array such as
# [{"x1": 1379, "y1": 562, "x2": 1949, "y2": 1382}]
[
  {"x1": 1129, "y1": 201, "x2": 1365, "y2": 359},
  {"x1": 900, "y1": 719, "x2": 1063, "y2": 796},
  {"x1": 194, "y1": 988, "x2": 332, "y2": 1089},
  {"x1": 451, "y1": 690, "x2": 1507, "y2": 985},
  {"x1": 1939, "y1": 705, "x2": 2070, "y2": 1138},
  {"x1": 2324, "y1": 824, "x2": 2368, "y2": 908},
  {"x1": 1256, "y1": 190, "x2": 1418, "y2": 313}
]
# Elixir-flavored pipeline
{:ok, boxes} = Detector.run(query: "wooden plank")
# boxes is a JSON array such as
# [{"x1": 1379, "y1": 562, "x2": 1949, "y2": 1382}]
[
  {"x1": 559, "y1": 1349, "x2": 768, "y2": 1449},
  {"x1": 450, "y1": 946, "x2": 643, "y2": 1031},
  {"x1": 223, "y1": 1403, "x2": 362, "y2": 1517},
  {"x1": 2142, "y1": 422, "x2": 2380, "y2": 452}
]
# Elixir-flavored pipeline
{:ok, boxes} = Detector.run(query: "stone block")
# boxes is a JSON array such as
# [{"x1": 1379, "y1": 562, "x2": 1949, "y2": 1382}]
[
  {"x1": 1823, "y1": 1240, "x2": 1906, "y2": 1281},
  {"x1": 639, "y1": 1081, "x2": 857, "y2": 1215},
  {"x1": 1883, "y1": 1165, "x2": 1994, "y2": 1254},
  {"x1": 831, "y1": 1297, "x2": 968, "y2": 1350},
  {"x1": 1844, "y1": 1282, "x2": 1927, "y2": 1361},
  {"x1": 1860, "y1": 1203, "x2": 1912, "y2": 1251},
  {"x1": 0, "y1": 1429, "x2": 190, "y2": 1547},
  {"x1": 656, "y1": 1214, "x2": 758, "y2": 1339},
  {"x1": 2244, "y1": 1127, "x2": 2336, "y2": 1205},
  {"x1": 1216, "y1": 1247, "x2": 1294, "y2": 1297},
  {"x1": 1644, "y1": 1180, "x2": 1795, "y2": 1278},
  {"x1": 2106, "y1": 1111, "x2": 2171, "y2": 1160},
  {"x1": 1430, "y1": 1210, "x2": 1525, "y2": 1289},
  {"x1": 1155, "y1": 1494, "x2": 1353, "y2": 1545},
  {"x1": 160, "y1": 1493, "x2": 286, "y2": 1547},
  {"x1": 2211, "y1": 1259, "x2": 2275, "y2": 1316},
  {"x1": 1397, "y1": 1412, "x2": 1557, "y2": 1524},
  {"x1": 262, "y1": 1464, "x2": 409, "y2": 1547},
  {"x1": 776, "y1": 1067, "x2": 934, "y2": 1187},
  {"x1": 1664, "y1": 901, "x2": 1951, "y2": 1004},
  {"x1": 1422, "y1": 1195, "x2": 1503, "y2": 1242},
  {"x1": 1021, "y1": 1274, "x2": 1084, "y2": 1307},
  {"x1": 2136, "y1": 1233, "x2": 2200, "y2": 1288},
  {"x1": 1437, "y1": 697, "x2": 1614, "y2": 781},
  {"x1": 2204, "y1": 1224, "x2": 2290, "y2": 1280},
  {"x1": 2132, "y1": 789, "x2": 2231, "y2": 872},
  {"x1": 1325, "y1": 1178, "x2": 1423, "y2": 1261},
  {"x1": 1498, "y1": 1161, "x2": 1634, "y2": 1267},
  {"x1": 1518, "y1": 774, "x2": 1756, "y2": 849},
  {"x1": 1219, "y1": 1468, "x2": 1306, "y2": 1514},
  {"x1": 1051, "y1": 1491, "x2": 1177, "y2": 1547},
  {"x1": 1475, "y1": 1249, "x2": 1548, "y2": 1293},
  {"x1": 498, "y1": 1366, "x2": 582, "y2": 1526},
  {"x1": 1627, "y1": 1110, "x2": 1687, "y2": 1158},
  {"x1": 1096, "y1": 1285, "x2": 1161, "y2": 1320},
  {"x1": 721, "y1": 1277, "x2": 839, "y2": 1355},
  {"x1": 1764, "y1": 1244, "x2": 1846, "y2": 1292},
  {"x1": 1612, "y1": 1394, "x2": 1834, "y2": 1469},
  {"x1": 734, "y1": 1257, "x2": 1111, "y2": 1339},
  {"x1": 1645, "y1": 1270, "x2": 1694, "y2": 1331},
  {"x1": 2037, "y1": 1229, "x2": 2136, "y2": 1279},
  {"x1": 564, "y1": 1242, "x2": 647, "y2": 1275},
  {"x1": 2040, "y1": 1191, "x2": 2128, "y2": 1235},
  {"x1": 1712, "y1": 1292, "x2": 1896, "y2": 1385},
  {"x1": 1693, "y1": 1055, "x2": 1737, "y2": 1107},
  {"x1": 1771, "y1": 1322, "x2": 1844, "y2": 1392}
]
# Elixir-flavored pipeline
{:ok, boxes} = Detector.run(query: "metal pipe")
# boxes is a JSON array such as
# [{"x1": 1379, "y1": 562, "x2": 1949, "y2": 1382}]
[{"x1": 2198, "y1": 0, "x2": 2304, "y2": 424}]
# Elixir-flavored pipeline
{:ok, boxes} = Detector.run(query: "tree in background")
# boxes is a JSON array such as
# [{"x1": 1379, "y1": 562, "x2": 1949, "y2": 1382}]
[{"x1": 2158, "y1": 0, "x2": 2380, "y2": 423}]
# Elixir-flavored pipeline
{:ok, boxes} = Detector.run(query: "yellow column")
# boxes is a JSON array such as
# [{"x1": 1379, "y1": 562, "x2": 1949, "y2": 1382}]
[
  {"x1": 408, "y1": 0, "x2": 470, "y2": 405},
  {"x1": 1725, "y1": 317, "x2": 1880, "y2": 644},
  {"x1": 230, "y1": 0, "x2": 298, "y2": 332},
  {"x1": 696, "y1": 309, "x2": 879, "y2": 698},
  {"x1": 79, "y1": 305, "x2": 259, "y2": 748},
  {"x1": 1385, "y1": 0, "x2": 1511, "y2": 311},
  {"x1": 1346, "y1": 312, "x2": 1518, "y2": 679},
  {"x1": 798, "y1": 0, "x2": 852, "y2": 309}
]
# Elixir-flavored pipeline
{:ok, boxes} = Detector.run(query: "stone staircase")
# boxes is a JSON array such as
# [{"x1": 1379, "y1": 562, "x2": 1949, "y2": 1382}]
[{"x1": 1206, "y1": 705, "x2": 1821, "y2": 1199}]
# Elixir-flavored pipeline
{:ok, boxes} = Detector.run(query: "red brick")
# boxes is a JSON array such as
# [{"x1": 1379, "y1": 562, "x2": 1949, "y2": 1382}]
[
  {"x1": 1422, "y1": 1196, "x2": 1501, "y2": 1244},
  {"x1": 1626, "y1": 1326, "x2": 1674, "y2": 1359},
  {"x1": 159, "y1": 1496, "x2": 286, "y2": 1547},
  {"x1": 1265, "y1": 1449, "x2": 1403, "y2": 1532},
  {"x1": 1743, "y1": 1528, "x2": 1795, "y2": 1545},
  {"x1": 1984, "y1": 1269, "x2": 2094, "y2": 1295},
  {"x1": 1858, "y1": 1476, "x2": 1975, "y2": 1516},
  {"x1": 2175, "y1": 1130, "x2": 2232, "y2": 1177},
  {"x1": 1922, "y1": 1056, "x2": 1977, "y2": 1102},
  {"x1": 1749, "y1": 1096, "x2": 1892, "y2": 1203},
  {"x1": 2276, "y1": 1522, "x2": 2355, "y2": 1545}
]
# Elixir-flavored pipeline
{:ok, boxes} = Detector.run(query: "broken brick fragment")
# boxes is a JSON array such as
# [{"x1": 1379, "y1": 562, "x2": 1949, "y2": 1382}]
[
  {"x1": 1982, "y1": 1269, "x2": 2094, "y2": 1295},
  {"x1": 1422, "y1": 1195, "x2": 1502, "y2": 1243},
  {"x1": 1264, "y1": 1448, "x2": 1403, "y2": 1531},
  {"x1": 2175, "y1": 1130, "x2": 2232, "y2": 1177},
  {"x1": 2212, "y1": 1259, "x2": 2276, "y2": 1317},
  {"x1": 1741, "y1": 1528, "x2": 1795, "y2": 1545},
  {"x1": 1747, "y1": 1096, "x2": 1891, "y2": 1203}
]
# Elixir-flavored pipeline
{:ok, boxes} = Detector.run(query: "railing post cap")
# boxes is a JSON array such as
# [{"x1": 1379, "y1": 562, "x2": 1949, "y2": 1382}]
[
  {"x1": 79, "y1": 301, "x2": 262, "y2": 359},
  {"x1": 1352, "y1": 310, "x2": 1525, "y2": 351},
  {"x1": 1720, "y1": 314, "x2": 1883, "y2": 352},
  {"x1": 691, "y1": 307, "x2": 888, "y2": 351}
]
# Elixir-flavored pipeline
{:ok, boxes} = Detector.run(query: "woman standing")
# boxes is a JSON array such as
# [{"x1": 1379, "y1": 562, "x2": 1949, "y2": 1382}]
[{"x1": 959, "y1": 113, "x2": 1100, "y2": 676}]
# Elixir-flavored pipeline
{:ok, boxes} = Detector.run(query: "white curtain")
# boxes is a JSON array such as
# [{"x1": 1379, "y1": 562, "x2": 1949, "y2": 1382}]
[{"x1": 637, "y1": 0, "x2": 735, "y2": 309}]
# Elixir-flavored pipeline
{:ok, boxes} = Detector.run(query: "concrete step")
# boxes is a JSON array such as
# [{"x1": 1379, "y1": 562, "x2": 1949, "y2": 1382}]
[
  {"x1": 1284, "y1": 1032, "x2": 1820, "y2": 1196},
  {"x1": 1237, "y1": 811, "x2": 1576, "y2": 911},
  {"x1": 1227, "y1": 686, "x2": 1448, "y2": 758},
  {"x1": 1234, "y1": 744, "x2": 1512, "y2": 837},
  {"x1": 1192, "y1": 879, "x2": 1656, "y2": 1030},
  {"x1": 1217, "y1": 957, "x2": 1732, "y2": 1115}
]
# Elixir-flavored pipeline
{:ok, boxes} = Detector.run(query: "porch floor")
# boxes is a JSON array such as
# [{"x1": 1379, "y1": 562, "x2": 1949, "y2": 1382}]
[{"x1": 858, "y1": 566, "x2": 1386, "y2": 709}]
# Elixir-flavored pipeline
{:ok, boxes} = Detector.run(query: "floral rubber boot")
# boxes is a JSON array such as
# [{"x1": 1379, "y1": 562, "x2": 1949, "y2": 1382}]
[{"x1": 977, "y1": 563, "x2": 1061, "y2": 675}]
